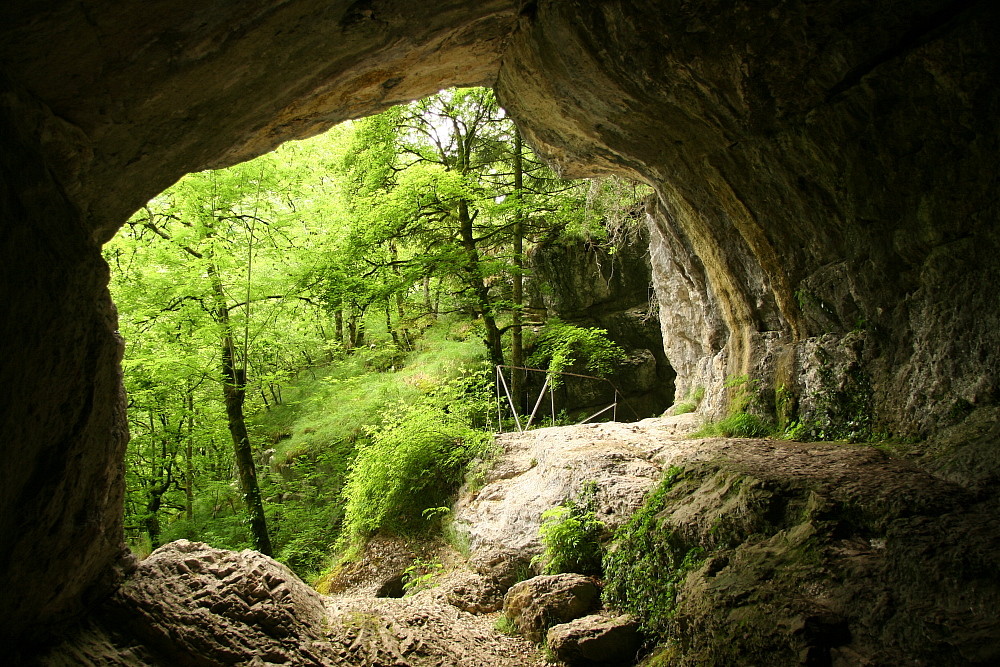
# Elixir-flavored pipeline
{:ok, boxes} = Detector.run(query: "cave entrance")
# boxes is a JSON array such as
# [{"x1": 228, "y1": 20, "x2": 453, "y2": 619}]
[{"x1": 109, "y1": 85, "x2": 667, "y2": 577}]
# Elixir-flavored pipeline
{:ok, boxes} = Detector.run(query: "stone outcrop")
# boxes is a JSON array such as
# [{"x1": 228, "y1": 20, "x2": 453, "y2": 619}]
[
  {"x1": 502, "y1": 574, "x2": 599, "y2": 644},
  {"x1": 546, "y1": 614, "x2": 642, "y2": 666},
  {"x1": 499, "y1": 1, "x2": 1000, "y2": 438},
  {"x1": 2, "y1": 0, "x2": 999, "y2": 655},
  {"x1": 524, "y1": 226, "x2": 674, "y2": 420},
  {"x1": 106, "y1": 540, "x2": 339, "y2": 665},
  {"x1": 452, "y1": 420, "x2": 687, "y2": 566},
  {"x1": 464, "y1": 420, "x2": 1000, "y2": 664}
]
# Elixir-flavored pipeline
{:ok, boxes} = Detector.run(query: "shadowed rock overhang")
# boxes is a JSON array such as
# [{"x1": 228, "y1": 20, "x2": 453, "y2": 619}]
[{"x1": 1, "y1": 0, "x2": 998, "y2": 652}]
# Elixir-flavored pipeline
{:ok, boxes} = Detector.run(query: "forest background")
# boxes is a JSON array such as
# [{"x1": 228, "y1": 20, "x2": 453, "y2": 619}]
[{"x1": 107, "y1": 87, "x2": 647, "y2": 580}]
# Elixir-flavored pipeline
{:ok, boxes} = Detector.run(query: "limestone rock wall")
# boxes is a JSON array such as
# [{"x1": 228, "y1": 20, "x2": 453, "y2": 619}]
[
  {"x1": 525, "y1": 229, "x2": 674, "y2": 419},
  {"x1": 498, "y1": 0, "x2": 1000, "y2": 436},
  {"x1": 2, "y1": 0, "x2": 999, "y2": 652},
  {"x1": 0, "y1": 73, "x2": 134, "y2": 650}
]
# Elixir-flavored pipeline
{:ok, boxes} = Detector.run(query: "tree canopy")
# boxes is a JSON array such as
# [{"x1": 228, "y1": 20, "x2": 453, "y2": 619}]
[{"x1": 106, "y1": 87, "x2": 646, "y2": 573}]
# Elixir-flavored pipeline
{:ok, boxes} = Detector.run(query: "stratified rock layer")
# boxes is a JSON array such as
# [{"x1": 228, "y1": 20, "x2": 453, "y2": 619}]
[
  {"x1": 498, "y1": 1, "x2": 1000, "y2": 436},
  {"x1": 41, "y1": 540, "x2": 553, "y2": 666}
]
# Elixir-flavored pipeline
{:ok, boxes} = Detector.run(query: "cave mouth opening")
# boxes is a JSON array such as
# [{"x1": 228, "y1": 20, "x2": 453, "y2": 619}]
[
  {"x1": 8, "y1": 0, "x2": 998, "y2": 656},
  {"x1": 109, "y1": 84, "x2": 672, "y2": 570}
]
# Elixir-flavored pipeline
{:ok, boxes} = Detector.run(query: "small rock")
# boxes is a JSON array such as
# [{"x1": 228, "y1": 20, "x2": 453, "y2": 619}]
[
  {"x1": 469, "y1": 546, "x2": 534, "y2": 593},
  {"x1": 502, "y1": 574, "x2": 599, "y2": 643},
  {"x1": 546, "y1": 614, "x2": 642, "y2": 665},
  {"x1": 443, "y1": 572, "x2": 503, "y2": 613}
]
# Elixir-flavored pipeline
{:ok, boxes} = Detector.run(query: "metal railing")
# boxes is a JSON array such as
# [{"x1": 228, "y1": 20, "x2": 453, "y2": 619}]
[{"x1": 494, "y1": 365, "x2": 639, "y2": 433}]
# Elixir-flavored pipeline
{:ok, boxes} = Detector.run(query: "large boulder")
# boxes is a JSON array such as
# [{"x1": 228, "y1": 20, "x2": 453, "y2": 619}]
[
  {"x1": 546, "y1": 614, "x2": 642, "y2": 666},
  {"x1": 503, "y1": 574, "x2": 599, "y2": 643},
  {"x1": 453, "y1": 420, "x2": 691, "y2": 569},
  {"x1": 104, "y1": 540, "x2": 338, "y2": 665}
]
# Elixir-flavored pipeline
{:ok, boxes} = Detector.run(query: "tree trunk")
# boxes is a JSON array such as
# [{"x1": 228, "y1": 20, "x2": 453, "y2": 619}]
[
  {"x1": 185, "y1": 384, "x2": 194, "y2": 521},
  {"x1": 334, "y1": 299, "x2": 344, "y2": 347},
  {"x1": 209, "y1": 262, "x2": 272, "y2": 556},
  {"x1": 423, "y1": 275, "x2": 434, "y2": 316},
  {"x1": 456, "y1": 199, "x2": 505, "y2": 367},
  {"x1": 510, "y1": 129, "x2": 526, "y2": 414}
]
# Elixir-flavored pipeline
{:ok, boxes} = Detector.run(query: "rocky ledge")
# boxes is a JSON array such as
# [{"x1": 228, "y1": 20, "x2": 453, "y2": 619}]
[
  {"x1": 454, "y1": 417, "x2": 1000, "y2": 665},
  {"x1": 39, "y1": 417, "x2": 1000, "y2": 665}
]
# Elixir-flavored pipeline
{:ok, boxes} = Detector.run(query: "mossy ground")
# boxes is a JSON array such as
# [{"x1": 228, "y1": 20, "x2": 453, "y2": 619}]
[{"x1": 598, "y1": 435, "x2": 999, "y2": 666}]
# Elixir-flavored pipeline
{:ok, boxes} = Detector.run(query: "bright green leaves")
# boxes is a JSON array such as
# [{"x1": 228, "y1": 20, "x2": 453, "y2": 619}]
[
  {"x1": 340, "y1": 402, "x2": 488, "y2": 540},
  {"x1": 533, "y1": 481, "x2": 606, "y2": 576},
  {"x1": 527, "y1": 319, "x2": 626, "y2": 385}
]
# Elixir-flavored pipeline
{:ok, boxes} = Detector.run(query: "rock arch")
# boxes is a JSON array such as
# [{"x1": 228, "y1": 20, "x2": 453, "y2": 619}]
[{"x1": 2, "y1": 0, "x2": 997, "y2": 650}]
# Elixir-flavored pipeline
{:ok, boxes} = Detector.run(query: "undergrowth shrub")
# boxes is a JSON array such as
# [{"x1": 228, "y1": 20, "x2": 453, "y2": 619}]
[
  {"x1": 532, "y1": 481, "x2": 605, "y2": 575},
  {"x1": 267, "y1": 443, "x2": 356, "y2": 577},
  {"x1": 604, "y1": 466, "x2": 706, "y2": 637},
  {"x1": 340, "y1": 402, "x2": 488, "y2": 542},
  {"x1": 694, "y1": 375, "x2": 774, "y2": 438},
  {"x1": 527, "y1": 319, "x2": 625, "y2": 385}
]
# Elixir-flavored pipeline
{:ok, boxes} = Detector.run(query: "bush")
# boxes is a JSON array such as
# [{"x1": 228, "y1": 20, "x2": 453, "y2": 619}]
[
  {"x1": 527, "y1": 319, "x2": 625, "y2": 385},
  {"x1": 340, "y1": 403, "x2": 488, "y2": 541},
  {"x1": 532, "y1": 481, "x2": 605, "y2": 576},
  {"x1": 267, "y1": 446, "x2": 355, "y2": 576}
]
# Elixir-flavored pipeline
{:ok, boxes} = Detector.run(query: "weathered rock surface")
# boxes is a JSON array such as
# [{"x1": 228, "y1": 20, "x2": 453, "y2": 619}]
[
  {"x1": 455, "y1": 420, "x2": 1000, "y2": 664},
  {"x1": 41, "y1": 540, "x2": 554, "y2": 666},
  {"x1": 36, "y1": 421, "x2": 1000, "y2": 665},
  {"x1": 2, "y1": 0, "x2": 1000, "y2": 654},
  {"x1": 546, "y1": 614, "x2": 641, "y2": 666},
  {"x1": 503, "y1": 574, "x2": 600, "y2": 644},
  {"x1": 107, "y1": 540, "x2": 339, "y2": 665},
  {"x1": 524, "y1": 228, "x2": 674, "y2": 420},
  {"x1": 499, "y1": 0, "x2": 1000, "y2": 439},
  {"x1": 453, "y1": 419, "x2": 694, "y2": 565},
  {"x1": 443, "y1": 571, "x2": 505, "y2": 614}
]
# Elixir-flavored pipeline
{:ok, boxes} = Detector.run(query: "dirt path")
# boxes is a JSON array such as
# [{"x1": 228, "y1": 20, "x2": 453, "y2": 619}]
[{"x1": 323, "y1": 565, "x2": 555, "y2": 667}]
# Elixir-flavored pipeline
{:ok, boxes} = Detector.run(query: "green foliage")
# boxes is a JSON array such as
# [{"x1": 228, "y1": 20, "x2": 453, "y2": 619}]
[
  {"x1": 527, "y1": 319, "x2": 625, "y2": 386},
  {"x1": 402, "y1": 558, "x2": 444, "y2": 594},
  {"x1": 668, "y1": 386, "x2": 705, "y2": 416},
  {"x1": 340, "y1": 402, "x2": 488, "y2": 541},
  {"x1": 603, "y1": 467, "x2": 705, "y2": 637},
  {"x1": 160, "y1": 479, "x2": 253, "y2": 551},
  {"x1": 693, "y1": 376, "x2": 775, "y2": 439},
  {"x1": 266, "y1": 444, "x2": 356, "y2": 576},
  {"x1": 494, "y1": 615, "x2": 519, "y2": 636},
  {"x1": 696, "y1": 412, "x2": 774, "y2": 438},
  {"x1": 532, "y1": 481, "x2": 606, "y2": 576},
  {"x1": 774, "y1": 384, "x2": 795, "y2": 433},
  {"x1": 109, "y1": 84, "x2": 615, "y2": 576}
]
